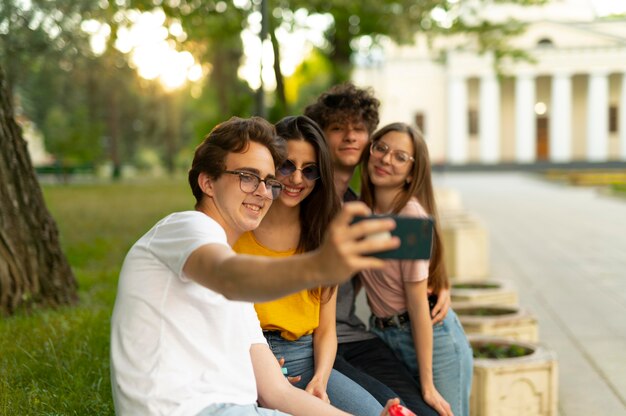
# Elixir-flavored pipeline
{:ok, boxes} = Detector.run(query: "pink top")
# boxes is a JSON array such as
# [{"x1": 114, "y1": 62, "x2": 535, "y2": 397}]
[{"x1": 360, "y1": 197, "x2": 429, "y2": 318}]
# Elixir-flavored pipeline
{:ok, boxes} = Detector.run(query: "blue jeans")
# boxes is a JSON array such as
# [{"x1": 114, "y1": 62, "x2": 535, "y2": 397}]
[
  {"x1": 265, "y1": 332, "x2": 383, "y2": 416},
  {"x1": 370, "y1": 309, "x2": 473, "y2": 416},
  {"x1": 197, "y1": 403, "x2": 290, "y2": 415},
  {"x1": 334, "y1": 338, "x2": 438, "y2": 416}
]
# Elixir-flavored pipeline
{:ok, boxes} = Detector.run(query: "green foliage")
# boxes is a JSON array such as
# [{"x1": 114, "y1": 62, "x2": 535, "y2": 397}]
[
  {"x1": 456, "y1": 307, "x2": 516, "y2": 317},
  {"x1": 285, "y1": 48, "x2": 334, "y2": 115},
  {"x1": 453, "y1": 282, "x2": 500, "y2": 289},
  {"x1": 3, "y1": 0, "x2": 549, "y2": 175},
  {"x1": 472, "y1": 342, "x2": 533, "y2": 359},
  {"x1": 0, "y1": 179, "x2": 193, "y2": 414},
  {"x1": 611, "y1": 183, "x2": 626, "y2": 197}
]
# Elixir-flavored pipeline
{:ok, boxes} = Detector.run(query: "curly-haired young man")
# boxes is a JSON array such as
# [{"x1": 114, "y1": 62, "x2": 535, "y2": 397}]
[{"x1": 305, "y1": 84, "x2": 440, "y2": 416}]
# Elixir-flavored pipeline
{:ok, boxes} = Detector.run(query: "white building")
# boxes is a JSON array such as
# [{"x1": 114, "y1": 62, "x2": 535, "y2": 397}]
[{"x1": 353, "y1": 0, "x2": 626, "y2": 165}]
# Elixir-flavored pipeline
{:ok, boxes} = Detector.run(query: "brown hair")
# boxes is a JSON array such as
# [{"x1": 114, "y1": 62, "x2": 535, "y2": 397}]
[
  {"x1": 304, "y1": 83, "x2": 380, "y2": 134},
  {"x1": 275, "y1": 115, "x2": 340, "y2": 303},
  {"x1": 360, "y1": 122, "x2": 449, "y2": 293},
  {"x1": 188, "y1": 116, "x2": 285, "y2": 207}
]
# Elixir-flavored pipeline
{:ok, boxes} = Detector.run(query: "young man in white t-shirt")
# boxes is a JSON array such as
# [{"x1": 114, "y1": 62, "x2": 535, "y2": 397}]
[{"x1": 110, "y1": 116, "x2": 400, "y2": 416}]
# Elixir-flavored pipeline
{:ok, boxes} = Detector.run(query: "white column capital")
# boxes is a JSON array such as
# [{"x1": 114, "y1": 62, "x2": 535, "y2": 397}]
[
  {"x1": 551, "y1": 70, "x2": 573, "y2": 79},
  {"x1": 588, "y1": 69, "x2": 611, "y2": 77},
  {"x1": 515, "y1": 69, "x2": 536, "y2": 80}
]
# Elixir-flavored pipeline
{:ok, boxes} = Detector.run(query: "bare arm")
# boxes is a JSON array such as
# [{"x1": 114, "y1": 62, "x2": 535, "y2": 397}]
[
  {"x1": 405, "y1": 281, "x2": 453, "y2": 416},
  {"x1": 184, "y1": 202, "x2": 399, "y2": 302},
  {"x1": 307, "y1": 290, "x2": 339, "y2": 402},
  {"x1": 251, "y1": 344, "x2": 350, "y2": 416}
]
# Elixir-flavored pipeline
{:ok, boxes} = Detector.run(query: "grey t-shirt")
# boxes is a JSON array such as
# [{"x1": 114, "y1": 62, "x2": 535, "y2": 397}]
[
  {"x1": 336, "y1": 187, "x2": 377, "y2": 343},
  {"x1": 336, "y1": 278, "x2": 377, "y2": 344}
]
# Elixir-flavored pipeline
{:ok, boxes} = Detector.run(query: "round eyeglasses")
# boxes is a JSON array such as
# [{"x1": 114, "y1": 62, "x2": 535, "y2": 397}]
[
  {"x1": 223, "y1": 170, "x2": 284, "y2": 200},
  {"x1": 370, "y1": 141, "x2": 415, "y2": 166},
  {"x1": 277, "y1": 159, "x2": 320, "y2": 181}
]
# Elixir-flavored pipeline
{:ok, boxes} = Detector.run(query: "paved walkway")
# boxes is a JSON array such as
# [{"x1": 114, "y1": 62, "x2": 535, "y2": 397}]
[{"x1": 435, "y1": 172, "x2": 626, "y2": 416}]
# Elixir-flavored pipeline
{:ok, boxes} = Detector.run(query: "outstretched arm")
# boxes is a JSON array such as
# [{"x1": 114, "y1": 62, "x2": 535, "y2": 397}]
[{"x1": 184, "y1": 202, "x2": 399, "y2": 302}]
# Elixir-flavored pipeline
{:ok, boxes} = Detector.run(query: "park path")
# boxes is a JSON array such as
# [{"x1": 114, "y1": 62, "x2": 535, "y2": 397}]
[{"x1": 435, "y1": 171, "x2": 626, "y2": 416}]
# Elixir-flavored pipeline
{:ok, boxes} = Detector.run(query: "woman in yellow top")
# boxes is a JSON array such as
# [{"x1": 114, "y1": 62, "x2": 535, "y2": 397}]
[{"x1": 234, "y1": 115, "x2": 385, "y2": 415}]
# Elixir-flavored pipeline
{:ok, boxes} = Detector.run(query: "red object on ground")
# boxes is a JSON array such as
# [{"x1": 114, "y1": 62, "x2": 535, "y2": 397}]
[{"x1": 388, "y1": 403, "x2": 417, "y2": 416}]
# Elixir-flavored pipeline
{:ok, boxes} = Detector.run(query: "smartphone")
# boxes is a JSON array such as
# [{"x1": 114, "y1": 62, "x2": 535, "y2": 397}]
[{"x1": 353, "y1": 215, "x2": 434, "y2": 260}]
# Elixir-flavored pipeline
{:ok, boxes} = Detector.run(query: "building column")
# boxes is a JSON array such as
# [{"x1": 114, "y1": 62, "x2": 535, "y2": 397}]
[
  {"x1": 617, "y1": 72, "x2": 626, "y2": 161},
  {"x1": 550, "y1": 72, "x2": 573, "y2": 162},
  {"x1": 447, "y1": 74, "x2": 469, "y2": 164},
  {"x1": 586, "y1": 71, "x2": 609, "y2": 161},
  {"x1": 515, "y1": 73, "x2": 536, "y2": 163},
  {"x1": 479, "y1": 72, "x2": 500, "y2": 164}
]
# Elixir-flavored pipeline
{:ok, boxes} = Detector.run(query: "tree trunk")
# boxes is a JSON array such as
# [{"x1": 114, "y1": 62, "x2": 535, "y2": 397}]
[
  {"x1": 0, "y1": 67, "x2": 77, "y2": 316},
  {"x1": 270, "y1": 25, "x2": 288, "y2": 116}
]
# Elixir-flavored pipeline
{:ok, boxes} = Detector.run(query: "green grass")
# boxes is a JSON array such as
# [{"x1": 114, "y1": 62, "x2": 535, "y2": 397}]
[
  {"x1": 611, "y1": 183, "x2": 626, "y2": 196},
  {"x1": 0, "y1": 178, "x2": 193, "y2": 415}
]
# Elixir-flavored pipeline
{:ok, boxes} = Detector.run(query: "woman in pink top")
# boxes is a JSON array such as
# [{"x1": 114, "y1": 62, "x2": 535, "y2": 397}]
[{"x1": 359, "y1": 123, "x2": 473, "y2": 416}]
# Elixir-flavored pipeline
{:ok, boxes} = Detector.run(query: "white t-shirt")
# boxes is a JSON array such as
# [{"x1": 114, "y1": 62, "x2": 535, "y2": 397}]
[{"x1": 110, "y1": 211, "x2": 267, "y2": 416}]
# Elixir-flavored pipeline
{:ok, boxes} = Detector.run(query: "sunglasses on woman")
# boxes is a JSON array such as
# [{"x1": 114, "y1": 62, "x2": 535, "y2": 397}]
[{"x1": 277, "y1": 159, "x2": 320, "y2": 181}]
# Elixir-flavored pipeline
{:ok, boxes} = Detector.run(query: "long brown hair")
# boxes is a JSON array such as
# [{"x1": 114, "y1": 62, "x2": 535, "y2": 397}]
[
  {"x1": 275, "y1": 115, "x2": 341, "y2": 303},
  {"x1": 360, "y1": 122, "x2": 449, "y2": 293}
]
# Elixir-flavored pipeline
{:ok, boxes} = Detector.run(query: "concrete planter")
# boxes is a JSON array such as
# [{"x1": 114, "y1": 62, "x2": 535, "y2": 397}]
[
  {"x1": 456, "y1": 305, "x2": 538, "y2": 342},
  {"x1": 434, "y1": 187, "x2": 464, "y2": 214},
  {"x1": 451, "y1": 280, "x2": 519, "y2": 307},
  {"x1": 440, "y1": 215, "x2": 489, "y2": 280},
  {"x1": 470, "y1": 335, "x2": 559, "y2": 416}
]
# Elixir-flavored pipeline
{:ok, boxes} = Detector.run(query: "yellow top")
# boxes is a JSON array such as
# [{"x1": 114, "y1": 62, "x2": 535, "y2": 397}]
[{"x1": 233, "y1": 231, "x2": 321, "y2": 341}]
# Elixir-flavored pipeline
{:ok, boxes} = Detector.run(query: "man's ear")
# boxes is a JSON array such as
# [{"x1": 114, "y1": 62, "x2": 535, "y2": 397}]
[{"x1": 198, "y1": 172, "x2": 215, "y2": 197}]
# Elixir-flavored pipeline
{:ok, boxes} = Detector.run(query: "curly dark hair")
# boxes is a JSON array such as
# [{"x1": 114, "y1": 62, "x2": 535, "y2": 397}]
[{"x1": 304, "y1": 83, "x2": 380, "y2": 134}]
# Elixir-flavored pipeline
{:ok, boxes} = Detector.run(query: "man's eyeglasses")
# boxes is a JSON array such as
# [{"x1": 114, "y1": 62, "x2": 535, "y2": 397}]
[
  {"x1": 277, "y1": 159, "x2": 320, "y2": 181},
  {"x1": 223, "y1": 170, "x2": 283, "y2": 200},
  {"x1": 370, "y1": 141, "x2": 415, "y2": 166}
]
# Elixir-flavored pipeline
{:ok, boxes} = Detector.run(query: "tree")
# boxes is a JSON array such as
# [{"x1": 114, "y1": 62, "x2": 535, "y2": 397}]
[
  {"x1": 265, "y1": 0, "x2": 546, "y2": 90},
  {"x1": 0, "y1": 67, "x2": 77, "y2": 316}
]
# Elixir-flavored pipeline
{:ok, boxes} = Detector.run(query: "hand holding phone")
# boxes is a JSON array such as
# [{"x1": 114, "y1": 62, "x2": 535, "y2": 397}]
[{"x1": 353, "y1": 215, "x2": 434, "y2": 260}]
